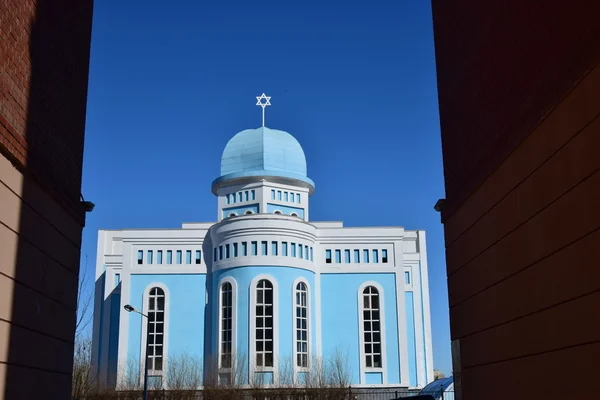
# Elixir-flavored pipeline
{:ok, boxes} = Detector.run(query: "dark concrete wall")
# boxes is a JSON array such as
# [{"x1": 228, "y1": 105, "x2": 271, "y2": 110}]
[{"x1": 431, "y1": 1, "x2": 600, "y2": 399}]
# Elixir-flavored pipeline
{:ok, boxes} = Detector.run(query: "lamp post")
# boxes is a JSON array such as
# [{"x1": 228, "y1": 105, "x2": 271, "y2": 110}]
[{"x1": 124, "y1": 304, "x2": 150, "y2": 400}]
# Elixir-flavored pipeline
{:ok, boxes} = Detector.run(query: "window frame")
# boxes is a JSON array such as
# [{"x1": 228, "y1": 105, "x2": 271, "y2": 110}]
[
  {"x1": 140, "y1": 283, "x2": 170, "y2": 388},
  {"x1": 218, "y1": 278, "x2": 237, "y2": 372},
  {"x1": 249, "y1": 275, "x2": 279, "y2": 376},
  {"x1": 357, "y1": 281, "x2": 387, "y2": 384},
  {"x1": 292, "y1": 278, "x2": 311, "y2": 377}
]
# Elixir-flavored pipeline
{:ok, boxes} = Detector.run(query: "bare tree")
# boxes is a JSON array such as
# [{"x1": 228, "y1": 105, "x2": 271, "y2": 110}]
[
  {"x1": 167, "y1": 353, "x2": 203, "y2": 391},
  {"x1": 326, "y1": 347, "x2": 351, "y2": 388},
  {"x1": 76, "y1": 254, "x2": 94, "y2": 337},
  {"x1": 433, "y1": 369, "x2": 446, "y2": 381},
  {"x1": 72, "y1": 336, "x2": 97, "y2": 399}
]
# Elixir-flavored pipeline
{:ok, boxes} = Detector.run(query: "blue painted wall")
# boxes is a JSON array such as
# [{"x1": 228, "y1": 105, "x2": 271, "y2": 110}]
[
  {"x1": 127, "y1": 274, "x2": 207, "y2": 368},
  {"x1": 222, "y1": 204, "x2": 260, "y2": 218},
  {"x1": 405, "y1": 292, "x2": 417, "y2": 387},
  {"x1": 211, "y1": 266, "x2": 316, "y2": 384},
  {"x1": 321, "y1": 273, "x2": 400, "y2": 385},
  {"x1": 266, "y1": 203, "x2": 305, "y2": 219}
]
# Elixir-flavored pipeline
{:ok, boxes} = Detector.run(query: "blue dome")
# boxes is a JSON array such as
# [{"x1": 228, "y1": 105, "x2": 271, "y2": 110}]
[{"x1": 212, "y1": 127, "x2": 315, "y2": 192}]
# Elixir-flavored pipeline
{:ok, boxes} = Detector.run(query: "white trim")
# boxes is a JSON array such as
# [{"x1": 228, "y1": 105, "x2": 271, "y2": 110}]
[
  {"x1": 418, "y1": 231, "x2": 434, "y2": 385},
  {"x1": 357, "y1": 281, "x2": 387, "y2": 385},
  {"x1": 140, "y1": 282, "x2": 170, "y2": 388},
  {"x1": 315, "y1": 272, "x2": 322, "y2": 359},
  {"x1": 217, "y1": 277, "x2": 238, "y2": 374},
  {"x1": 291, "y1": 277, "x2": 312, "y2": 384},
  {"x1": 249, "y1": 274, "x2": 279, "y2": 384}
]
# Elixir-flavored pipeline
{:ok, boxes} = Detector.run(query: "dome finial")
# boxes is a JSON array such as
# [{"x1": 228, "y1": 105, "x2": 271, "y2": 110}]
[{"x1": 256, "y1": 93, "x2": 271, "y2": 127}]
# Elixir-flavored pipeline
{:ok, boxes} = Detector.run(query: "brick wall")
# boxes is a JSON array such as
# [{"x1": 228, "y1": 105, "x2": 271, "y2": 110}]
[{"x1": 0, "y1": 0, "x2": 94, "y2": 223}]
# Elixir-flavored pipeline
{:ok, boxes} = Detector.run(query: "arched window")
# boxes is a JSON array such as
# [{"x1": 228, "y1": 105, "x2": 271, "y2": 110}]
[
  {"x1": 147, "y1": 287, "x2": 166, "y2": 371},
  {"x1": 274, "y1": 210, "x2": 282, "y2": 215},
  {"x1": 295, "y1": 282, "x2": 309, "y2": 368},
  {"x1": 255, "y1": 279, "x2": 274, "y2": 367},
  {"x1": 245, "y1": 210, "x2": 254, "y2": 215},
  {"x1": 220, "y1": 282, "x2": 233, "y2": 368},
  {"x1": 228, "y1": 212, "x2": 237, "y2": 218},
  {"x1": 362, "y1": 286, "x2": 382, "y2": 369},
  {"x1": 291, "y1": 212, "x2": 299, "y2": 217}
]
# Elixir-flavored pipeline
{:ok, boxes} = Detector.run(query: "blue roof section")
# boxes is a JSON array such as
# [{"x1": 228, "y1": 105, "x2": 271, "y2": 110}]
[
  {"x1": 419, "y1": 377, "x2": 454, "y2": 399},
  {"x1": 217, "y1": 126, "x2": 313, "y2": 189}
]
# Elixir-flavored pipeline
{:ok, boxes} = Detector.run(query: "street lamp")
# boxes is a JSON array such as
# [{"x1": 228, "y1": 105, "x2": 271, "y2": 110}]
[{"x1": 124, "y1": 304, "x2": 150, "y2": 400}]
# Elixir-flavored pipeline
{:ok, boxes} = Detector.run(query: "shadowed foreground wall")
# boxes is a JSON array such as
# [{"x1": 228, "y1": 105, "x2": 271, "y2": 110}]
[
  {"x1": 431, "y1": 1, "x2": 600, "y2": 399},
  {"x1": 0, "y1": 1, "x2": 93, "y2": 399}
]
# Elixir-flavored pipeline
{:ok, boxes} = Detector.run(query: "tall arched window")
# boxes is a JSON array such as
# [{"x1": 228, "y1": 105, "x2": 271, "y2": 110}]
[
  {"x1": 362, "y1": 286, "x2": 382, "y2": 368},
  {"x1": 220, "y1": 282, "x2": 233, "y2": 368},
  {"x1": 295, "y1": 282, "x2": 308, "y2": 368},
  {"x1": 148, "y1": 287, "x2": 166, "y2": 371},
  {"x1": 255, "y1": 279, "x2": 274, "y2": 367}
]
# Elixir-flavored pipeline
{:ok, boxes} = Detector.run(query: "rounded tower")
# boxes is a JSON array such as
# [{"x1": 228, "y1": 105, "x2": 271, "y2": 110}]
[{"x1": 207, "y1": 98, "x2": 317, "y2": 386}]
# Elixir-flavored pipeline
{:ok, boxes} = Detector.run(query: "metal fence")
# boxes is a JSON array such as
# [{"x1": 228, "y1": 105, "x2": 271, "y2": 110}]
[{"x1": 78, "y1": 387, "x2": 453, "y2": 400}]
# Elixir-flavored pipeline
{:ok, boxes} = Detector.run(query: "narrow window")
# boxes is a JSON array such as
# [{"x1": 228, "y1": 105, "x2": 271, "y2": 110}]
[
  {"x1": 226, "y1": 194, "x2": 231, "y2": 204},
  {"x1": 233, "y1": 243, "x2": 238, "y2": 257},
  {"x1": 295, "y1": 282, "x2": 308, "y2": 368},
  {"x1": 137, "y1": 250, "x2": 143, "y2": 265},
  {"x1": 405, "y1": 271, "x2": 411, "y2": 285},
  {"x1": 296, "y1": 193, "x2": 301, "y2": 203},
  {"x1": 271, "y1": 190, "x2": 275, "y2": 200},
  {"x1": 291, "y1": 243, "x2": 297, "y2": 257},
  {"x1": 213, "y1": 248, "x2": 217, "y2": 262},
  {"x1": 282, "y1": 242, "x2": 288, "y2": 256},
  {"x1": 344, "y1": 249, "x2": 351, "y2": 263},
  {"x1": 147, "y1": 287, "x2": 166, "y2": 371},
  {"x1": 251, "y1": 241, "x2": 258, "y2": 256},
  {"x1": 220, "y1": 282, "x2": 233, "y2": 368},
  {"x1": 166, "y1": 251, "x2": 172, "y2": 265},
  {"x1": 225, "y1": 244, "x2": 230, "y2": 259},
  {"x1": 305, "y1": 245, "x2": 309, "y2": 260},
  {"x1": 299, "y1": 244, "x2": 303, "y2": 259},
  {"x1": 261, "y1": 241, "x2": 268, "y2": 256},
  {"x1": 157, "y1": 250, "x2": 163, "y2": 265},
  {"x1": 242, "y1": 242, "x2": 248, "y2": 256},
  {"x1": 373, "y1": 250, "x2": 379, "y2": 263},
  {"x1": 245, "y1": 191, "x2": 249, "y2": 201},
  {"x1": 231, "y1": 193, "x2": 236, "y2": 203},
  {"x1": 251, "y1": 190, "x2": 256, "y2": 200},
  {"x1": 176, "y1": 250, "x2": 182, "y2": 264},
  {"x1": 238, "y1": 192, "x2": 242, "y2": 202},
  {"x1": 335, "y1": 249, "x2": 341, "y2": 263},
  {"x1": 284, "y1": 192, "x2": 289, "y2": 202},
  {"x1": 195, "y1": 250, "x2": 201, "y2": 264},
  {"x1": 354, "y1": 249, "x2": 360, "y2": 263},
  {"x1": 325, "y1": 249, "x2": 332, "y2": 264},
  {"x1": 115, "y1": 273, "x2": 120, "y2": 286},
  {"x1": 382, "y1": 250, "x2": 388, "y2": 263},
  {"x1": 219, "y1": 246, "x2": 223, "y2": 260},
  {"x1": 277, "y1": 190, "x2": 282, "y2": 200},
  {"x1": 147, "y1": 250, "x2": 153, "y2": 265},
  {"x1": 310, "y1": 247, "x2": 314, "y2": 261},
  {"x1": 255, "y1": 280, "x2": 274, "y2": 367},
  {"x1": 290, "y1": 192, "x2": 295, "y2": 203},
  {"x1": 362, "y1": 286, "x2": 382, "y2": 368},
  {"x1": 363, "y1": 250, "x2": 370, "y2": 263},
  {"x1": 272, "y1": 241, "x2": 278, "y2": 256},
  {"x1": 186, "y1": 250, "x2": 192, "y2": 264}
]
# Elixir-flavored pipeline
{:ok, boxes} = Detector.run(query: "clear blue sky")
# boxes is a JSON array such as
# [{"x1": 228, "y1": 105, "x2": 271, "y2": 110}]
[{"x1": 81, "y1": 0, "x2": 451, "y2": 376}]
